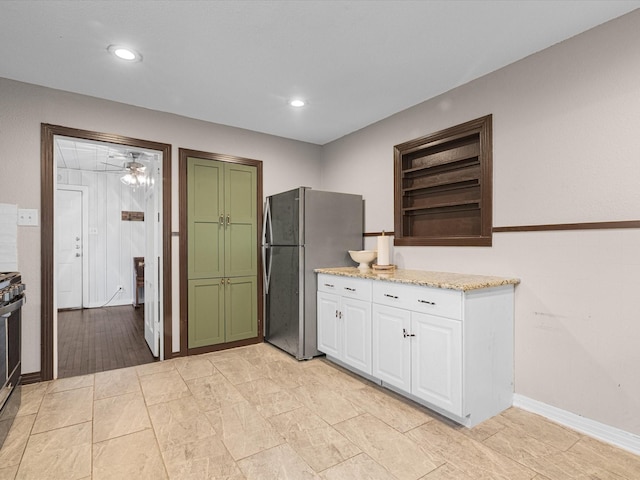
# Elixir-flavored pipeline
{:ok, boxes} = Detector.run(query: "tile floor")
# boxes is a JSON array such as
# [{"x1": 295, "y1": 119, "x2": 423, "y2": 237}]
[{"x1": 1, "y1": 342, "x2": 639, "y2": 479}]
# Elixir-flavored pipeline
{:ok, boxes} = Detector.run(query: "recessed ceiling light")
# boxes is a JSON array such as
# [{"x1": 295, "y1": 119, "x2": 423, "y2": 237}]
[
  {"x1": 107, "y1": 44, "x2": 142, "y2": 62},
  {"x1": 289, "y1": 99, "x2": 306, "y2": 108}
]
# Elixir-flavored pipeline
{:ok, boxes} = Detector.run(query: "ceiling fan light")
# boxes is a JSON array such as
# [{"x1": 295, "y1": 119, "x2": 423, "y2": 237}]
[{"x1": 121, "y1": 173, "x2": 134, "y2": 185}]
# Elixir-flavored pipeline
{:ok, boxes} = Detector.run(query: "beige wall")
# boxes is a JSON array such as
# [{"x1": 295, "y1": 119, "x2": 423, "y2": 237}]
[
  {"x1": 0, "y1": 77, "x2": 323, "y2": 373},
  {"x1": 320, "y1": 10, "x2": 640, "y2": 435}
]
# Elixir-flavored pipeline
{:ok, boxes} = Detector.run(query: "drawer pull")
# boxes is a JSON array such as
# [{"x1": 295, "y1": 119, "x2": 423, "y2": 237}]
[
  {"x1": 403, "y1": 328, "x2": 416, "y2": 338},
  {"x1": 418, "y1": 299, "x2": 436, "y2": 305},
  {"x1": 344, "y1": 287, "x2": 356, "y2": 292},
  {"x1": 384, "y1": 293, "x2": 398, "y2": 299},
  {"x1": 324, "y1": 283, "x2": 335, "y2": 288}
]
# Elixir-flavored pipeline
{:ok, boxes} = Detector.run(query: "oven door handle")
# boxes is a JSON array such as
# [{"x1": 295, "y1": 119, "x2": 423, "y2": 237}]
[{"x1": 0, "y1": 296, "x2": 25, "y2": 317}]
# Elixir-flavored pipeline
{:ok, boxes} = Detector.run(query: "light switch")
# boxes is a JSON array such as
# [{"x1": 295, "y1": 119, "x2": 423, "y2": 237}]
[{"x1": 17, "y1": 208, "x2": 39, "y2": 226}]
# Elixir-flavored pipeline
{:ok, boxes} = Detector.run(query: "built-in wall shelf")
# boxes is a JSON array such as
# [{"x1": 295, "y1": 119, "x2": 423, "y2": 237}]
[{"x1": 394, "y1": 115, "x2": 493, "y2": 246}]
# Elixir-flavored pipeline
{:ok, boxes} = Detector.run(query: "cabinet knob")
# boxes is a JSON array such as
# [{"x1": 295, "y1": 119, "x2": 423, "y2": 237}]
[{"x1": 403, "y1": 328, "x2": 415, "y2": 338}]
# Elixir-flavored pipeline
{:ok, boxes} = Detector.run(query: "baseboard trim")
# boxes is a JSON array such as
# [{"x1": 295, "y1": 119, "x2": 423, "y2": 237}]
[
  {"x1": 513, "y1": 394, "x2": 640, "y2": 455},
  {"x1": 20, "y1": 372, "x2": 42, "y2": 385}
]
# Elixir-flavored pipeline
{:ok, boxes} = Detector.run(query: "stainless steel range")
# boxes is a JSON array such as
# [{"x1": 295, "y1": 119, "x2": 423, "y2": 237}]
[{"x1": 0, "y1": 272, "x2": 24, "y2": 446}]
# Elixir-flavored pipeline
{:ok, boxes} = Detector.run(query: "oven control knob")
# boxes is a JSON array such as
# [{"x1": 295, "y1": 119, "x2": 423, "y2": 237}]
[{"x1": 2, "y1": 290, "x2": 9, "y2": 302}]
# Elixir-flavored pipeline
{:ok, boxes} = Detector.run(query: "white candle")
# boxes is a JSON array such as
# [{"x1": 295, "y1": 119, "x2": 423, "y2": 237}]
[{"x1": 377, "y1": 234, "x2": 390, "y2": 266}]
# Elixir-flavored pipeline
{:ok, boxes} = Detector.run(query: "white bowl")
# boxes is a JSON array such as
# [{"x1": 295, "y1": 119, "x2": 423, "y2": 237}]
[{"x1": 349, "y1": 250, "x2": 377, "y2": 270}]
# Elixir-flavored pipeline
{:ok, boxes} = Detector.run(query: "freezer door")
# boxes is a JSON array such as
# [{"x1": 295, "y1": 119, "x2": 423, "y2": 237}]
[
  {"x1": 264, "y1": 245, "x2": 302, "y2": 357},
  {"x1": 268, "y1": 188, "x2": 302, "y2": 246}
]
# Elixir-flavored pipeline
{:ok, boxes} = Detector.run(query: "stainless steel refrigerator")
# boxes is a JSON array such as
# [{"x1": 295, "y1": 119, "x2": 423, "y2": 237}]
[{"x1": 263, "y1": 187, "x2": 363, "y2": 359}]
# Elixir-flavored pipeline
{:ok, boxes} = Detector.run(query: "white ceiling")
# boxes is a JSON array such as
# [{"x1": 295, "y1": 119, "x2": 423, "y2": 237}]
[
  {"x1": 55, "y1": 137, "x2": 157, "y2": 173},
  {"x1": 1, "y1": 1, "x2": 639, "y2": 145}
]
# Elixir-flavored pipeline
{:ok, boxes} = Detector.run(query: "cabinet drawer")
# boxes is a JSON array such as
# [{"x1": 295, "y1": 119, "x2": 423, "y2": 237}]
[
  {"x1": 318, "y1": 274, "x2": 371, "y2": 302},
  {"x1": 372, "y1": 281, "x2": 462, "y2": 320}
]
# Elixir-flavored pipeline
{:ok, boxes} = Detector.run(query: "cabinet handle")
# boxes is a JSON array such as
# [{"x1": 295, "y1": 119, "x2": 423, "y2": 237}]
[
  {"x1": 335, "y1": 310, "x2": 338, "y2": 318},
  {"x1": 219, "y1": 214, "x2": 224, "y2": 225},
  {"x1": 220, "y1": 278, "x2": 224, "y2": 285},
  {"x1": 418, "y1": 299, "x2": 436, "y2": 305},
  {"x1": 227, "y1": 278, "x2": 231, "y2": 285},
  {"x1": 384, "y1": 293, "x2": 398, "y2": 299},
  {"x1": 227, "y1": 214, "x2": 231, "y2": 226},
  {"x1": 339, "y1": 311, "x2": 342, "y2": 319},
  {"x1": 403, "y1": 328, "x2": 416, "y2": 338},
  {"x1": 324, "y1": 283, "x2": 335, "y2": 288},
  {"x1": 344, "y1": 287, "x2": 356, "y2": 292}
]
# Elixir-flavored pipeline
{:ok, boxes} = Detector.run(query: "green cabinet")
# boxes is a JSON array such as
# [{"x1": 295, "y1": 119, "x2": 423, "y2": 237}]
[{"x1": 187, "y1": 157, "x2": 257, "y2": 349}]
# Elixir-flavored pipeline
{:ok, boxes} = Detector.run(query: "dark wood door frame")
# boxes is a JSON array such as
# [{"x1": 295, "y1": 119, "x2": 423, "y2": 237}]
[
  {"x1": 40, "y1": 124, "x2": 172, "y2": 381},
  {"x1": 178, "y1": 148, "x2": 263, "y2": 357}
]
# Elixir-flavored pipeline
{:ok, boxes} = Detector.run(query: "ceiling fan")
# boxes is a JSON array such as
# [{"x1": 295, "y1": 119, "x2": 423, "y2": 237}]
[{"x1": 102, "y1": 151, "x2": 148, "y2": 187}]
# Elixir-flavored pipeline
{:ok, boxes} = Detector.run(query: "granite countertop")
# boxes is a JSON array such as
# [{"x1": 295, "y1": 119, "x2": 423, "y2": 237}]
[{"x1": 314, "y1": 267, "x2": 520, "y2": 291}]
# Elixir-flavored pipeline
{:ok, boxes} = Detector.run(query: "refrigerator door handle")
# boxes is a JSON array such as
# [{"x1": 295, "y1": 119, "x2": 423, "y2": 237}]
[
  {"x1": 263, "y1": 245, "x2": 273, "y2": 294},
  {"x1": 262, "y1": 198, "x2": 273, "y2": 294},
  {"x1": 262, "y1": 197, "x2": 272, "y2": 247}
]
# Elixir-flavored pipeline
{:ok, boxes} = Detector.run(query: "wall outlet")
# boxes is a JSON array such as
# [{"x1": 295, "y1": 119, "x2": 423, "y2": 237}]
[{"x1": 17, "y1": 208, "x2": 39, "y2": 226}]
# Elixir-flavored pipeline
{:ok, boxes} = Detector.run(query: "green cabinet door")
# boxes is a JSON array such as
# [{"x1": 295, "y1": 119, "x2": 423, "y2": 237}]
[
  {"x1": 187, "y1": 158, "x2": 224, "y2": 279},
  {"x1": 188, "y1": 278, "x2": 225, "y2": 348},
  {"x1": 225, "y1": 276, "x2": 258, "y2": 342},
  {"x1": 225, "y1": 163, "x2": 257, "y2": 278},
  {"x1": 187, "y1": 156, "x2": 258, "y2": 350}
]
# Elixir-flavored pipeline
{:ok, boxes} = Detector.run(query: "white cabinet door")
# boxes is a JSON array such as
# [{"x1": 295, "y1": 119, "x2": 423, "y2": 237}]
[
  {"x1": 411, "y1": 312, "x2": 462, "y2": 416},
  {"x1": 372, "y1": 304, "x2": 411, "y2": 392},
  {"x1": 342, "y1": 297, "x2": 372, "y2": 374},
  {"x1": 317, "y1": 292, "x2": 341, "y2": 358}
]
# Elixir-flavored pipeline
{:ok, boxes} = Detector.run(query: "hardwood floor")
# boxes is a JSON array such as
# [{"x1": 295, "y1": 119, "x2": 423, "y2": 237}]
[{"x1": 57, "y1": 305, "x2": 157, "y2": 378}]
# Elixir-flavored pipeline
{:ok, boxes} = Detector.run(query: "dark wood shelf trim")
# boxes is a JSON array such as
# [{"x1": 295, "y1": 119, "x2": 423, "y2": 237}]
[
  {"x1": 402, "y1": 155, "x2": 479, "y2": 176},
  {"x1": 364, "y1": 231, "x2": 395, "y2": 237},
  {"x1": 403, "y1": 201, "x2": 480, "y2": 215},
  {"x1": 363, "y1": 221, "x2": 639, "y2": 239},
  {"x1": 402, "y1": 179, "x2": 479, "y2": 195},
  {"x1": 493, "y1": 220, "x2": 640, "y2": 233}
]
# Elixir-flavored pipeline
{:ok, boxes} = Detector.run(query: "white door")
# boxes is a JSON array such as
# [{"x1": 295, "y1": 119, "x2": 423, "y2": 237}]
[
  {"x1": 57, "y1": 189, "x2": 83, "y2": 309},
  {"x1": 144, "y1": 163, "x2": 162, "y2": 357},
  {"x1": 316, "y1": 291, "x2": 341, "y2": 358},
  {"x1": 411, "y1": 313, "x2": 462, "y2": 416},
  {"x1": 372, "y1": 304, "x2": 411, "y2": 392},
  {"x1": 342, "y1": 297, "x2": 372, "y2": 374}
]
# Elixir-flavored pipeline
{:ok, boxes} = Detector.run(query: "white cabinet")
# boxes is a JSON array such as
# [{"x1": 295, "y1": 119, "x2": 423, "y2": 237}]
[
  {"x1": 372, "y1": 304, "x2": 411, "y2": 391},
  {"x1": 317, "y1": 270, "x2": 515, "y2": 428},
  {"x1": 317, "y1": 274, "x2": 372, "y2": 375},
  {"x1": 373, "y1": 305, "x2": 462, "y2": 415},
  {"x1": 411, "y1": 312, "x2": 462, "y2": 416},
  {"x1": 372, "y1": 280, "x2": 464, "y2": 416}
]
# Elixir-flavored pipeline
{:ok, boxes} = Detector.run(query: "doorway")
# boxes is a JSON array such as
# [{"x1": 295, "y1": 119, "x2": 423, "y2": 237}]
[{"x1": 40, "y1": 124, "x2": 172, "y2": 381}]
